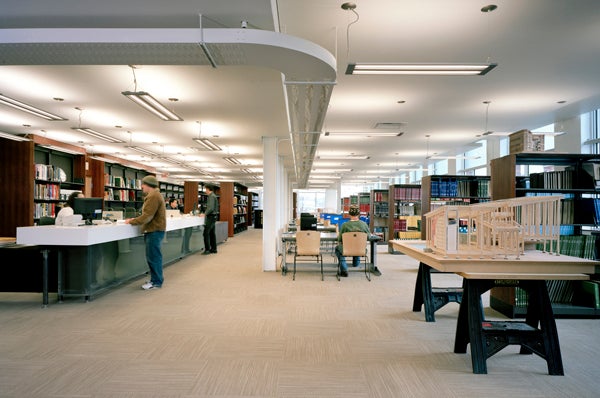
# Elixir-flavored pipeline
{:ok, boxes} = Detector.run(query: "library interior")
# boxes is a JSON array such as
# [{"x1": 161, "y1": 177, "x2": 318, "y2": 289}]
[{"x1": 1, "y1": 1, "x2": 600, "y2": 396}]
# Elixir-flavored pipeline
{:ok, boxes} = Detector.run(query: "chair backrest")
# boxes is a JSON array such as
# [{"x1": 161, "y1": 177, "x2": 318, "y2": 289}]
[
  {"x1": 342, "y1": 232, "x2": 368, "y2": 256},
  {"x1": 39, "y1": 216, "x2": 55, "y2": 226},
  {"x1": 296, "y1": 231, "x2": 321, "y2": 255}
]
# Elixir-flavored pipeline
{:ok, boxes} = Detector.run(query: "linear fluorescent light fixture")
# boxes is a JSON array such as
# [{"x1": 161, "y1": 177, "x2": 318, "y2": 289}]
[
  {"x1": 121, "y1": 91, "x2": 182, "y2": 121},
  {"x1": 427, "y1": 155, "x2": 481, "y2": 160},
  {"x1": 317, "y1": 155, "x2": 370, "y2": 160},
  {"x1": 0, "y1": 131, "x2": 30, "y2": 141},
  {"x1": 40, "y1": 145, "x2": 85, "y2": 155},
  {"x1": 346, "y1": 63, "x2": 497, "y2": 76},
  {"x1": 324, "y1": 131, "x2": 403, "y2": 137},
  {"x1": 0, "y1": 93, "x2": 67, "y2": 121},
  {"x1": 192, "y1": 138, "x2": 222, "y2": 151},
  {"x1": 311, "y1": 168, "x2": 353, "y2": 173},
  {"x1": 71, "y1": 127, "x2": 124, "y2": 143},
  {"x1": 125, "y1": 145, "x2": 159, "y2": 157},
  {"x1": 223, "y1": 157, "x2": 242, "y2": 165}
]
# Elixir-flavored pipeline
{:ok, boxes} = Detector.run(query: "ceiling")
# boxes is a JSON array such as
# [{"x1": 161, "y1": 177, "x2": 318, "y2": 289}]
[{"x1": 1, "y1": 0, "x2": 600, "y2": 189}]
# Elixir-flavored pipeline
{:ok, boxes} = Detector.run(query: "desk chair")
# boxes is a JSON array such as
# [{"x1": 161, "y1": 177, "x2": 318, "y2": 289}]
[
  {"x1": 294, "y1": 231, "x2": 323, "y2": 281},
  {"x1": 39, "y1": 216, "x2": 55, "y2": 226},
  {"x1": 124, "y1": 207, "x2": 137, "y2": 219},
  {"x1": 341, "y1": 232, "x2": 370, "y2": 281}
]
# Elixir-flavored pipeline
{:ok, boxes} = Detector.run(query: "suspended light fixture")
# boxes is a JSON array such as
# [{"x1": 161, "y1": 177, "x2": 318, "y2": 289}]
[
  {"x1": 192, "y1": 121, "x2": 222, "y2": 151},
  {"x1": 0, "y1": 93, "x2": 67, "y2": 121},
  {"x1": 0, "y1": 131, "x2": 30, "y2": 141},
  {"x1": 342, "y1": 3, "x2": 498, "y2": 76},
  {"x1": 121, "y1": 65, "x2": 182, "y2": 121},
  {"x1": 71, "y1": 108, "x2": 124, "y2": 143}
]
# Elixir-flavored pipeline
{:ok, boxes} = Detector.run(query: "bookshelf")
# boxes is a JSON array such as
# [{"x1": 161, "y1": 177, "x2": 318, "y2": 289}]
[
  {"x1": 358, "y1": 192, "x2": 370, "y2": 216},
  {"x1": 33, "y1": 146, "x2": 86, "y2": 222},
  {"x1": 248, "y1": 191, "x2": 259, "y2": 227},
  {"x1": 341, "y1": 197, "x2": 350, "y2": 215},
  {"x1": 369, "y1": 189, "x2": 389, "y2": 244},
  {"x1": 219, "y1": 182, "x2": 248, "y2": 237},
  {"x1": 160, "y1": 181, "x2": 185, "y2": 208},
  {"x1": 420, "y1": 175, "x2": 491, "y2": 240},
  {"x1": 103, "y1": 164, "x2": 148, "y2": 216},
  {"x1": 490, "y1": 153, "x2": 600, "y2": 318},
  {"x1": 388, "y1": 184, "x2": 422, "y2": 253}
]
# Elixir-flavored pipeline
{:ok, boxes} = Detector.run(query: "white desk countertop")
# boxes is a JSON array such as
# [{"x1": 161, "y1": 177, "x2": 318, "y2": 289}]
[{"x1": 16, "y1": 216, "x2": 204, "y2": 246}]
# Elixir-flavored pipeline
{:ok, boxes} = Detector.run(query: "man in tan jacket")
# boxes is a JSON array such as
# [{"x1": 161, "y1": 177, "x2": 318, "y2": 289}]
[{"x1": 125, "y1": 175, "x2": 166, "y2": 290}]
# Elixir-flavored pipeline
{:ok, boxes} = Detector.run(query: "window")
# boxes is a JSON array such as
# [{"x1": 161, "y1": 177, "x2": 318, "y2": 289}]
[
  {"x1": 582, "y1": 109, "x2": 600, "y2": 154},
  {"x1": 459, "y1": 139, "x2": 487, "y2": 175},
  {"x1": 532, "y1": 123, "x2": 555, "y2": 151},
  {"x1": 296, "y1": 190, "x2": 325, "y2": 214},
  {"x1": 499, "y1": 137, "x2": 509, "y2": 157}
]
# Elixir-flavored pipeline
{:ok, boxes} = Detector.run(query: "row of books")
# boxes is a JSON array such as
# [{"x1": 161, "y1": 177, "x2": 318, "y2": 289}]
[
  {"x1": 529, "y1": 170, "x2": 574, "y2": 190},
  {"x1": 234, "y1": 216, "x2": 247, "y2": 224},
  {"x1": 359, "y1": 204, "x2": 370, "y2": 213},
  {"x1": 106, "y1": 188, "x2": 137, "y2": 202},
  {"x1": 233, "y1": 196, "x2": 247, "y2": 205},
  {"x1": 396, "y1": 204, "x2": 416, "y2": 216},
  {"x1": 34, "y1": 183, "x2": 60, "y2": 200},
  {"x1": 396, "y1": 231, "x2": 421, "y2": 240},
  {"x1": 372, "y1": 191, "x2": 387, "y2": 202},
  {"x1": 34, "y1": 202, "x2": 57, "y2": 218},
  {"x1": 104, "y1": 174, "x2": 142, "y2": 189},
  {"x1": 545, "y1": 235, "x2": 597, "y2": 260},
  {"x1": 430, "y1": 178, "x2": 459, "y2": 197},
  {"x1": 393, "y1": 216, "x2": 420, "y2": 232},
  {"x1": 392, "y1": 186, "x2": 421, "y2": 201},
  {"x1": 456, "y1": 180, "x2": 490, "y2": 198},
  {"x1": 359, "y1": 194, "x2": 370, "y2": 204},
  {"x1": 373, "y1": 202, "x2": 389, "y2": 217},
  {"x1": 430, "y1": 199, "x2": 472, "y2": 212},
  {"x1": 34, "y1": 164, "x2": 62, "y2": 182},
  {"x1": 233, "y1": 204, "x2": 247, "y2": 215}
]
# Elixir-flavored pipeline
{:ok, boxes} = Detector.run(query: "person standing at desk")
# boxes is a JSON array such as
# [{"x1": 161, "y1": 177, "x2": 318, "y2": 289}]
[
  {"x1": 125, "y1": 175, "x2": 166, "y2": 290},
  {"x1": 201, "y1": 184, "x2": 219, "y2": 255},
  {"x1": 168, "y1": 198, "x2": 183, "y2": 213},
  {"x1": 55, "y1": 191, "x2": 84, "y2": 226},
  {"x1": 335, "y1": 206, "x2": 381, "y2": 277}
]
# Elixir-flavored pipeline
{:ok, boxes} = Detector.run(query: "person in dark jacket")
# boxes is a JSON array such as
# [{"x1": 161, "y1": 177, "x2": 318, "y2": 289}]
[{"x1": 201, "y1": 184, "x2": 219, "y2": 254}]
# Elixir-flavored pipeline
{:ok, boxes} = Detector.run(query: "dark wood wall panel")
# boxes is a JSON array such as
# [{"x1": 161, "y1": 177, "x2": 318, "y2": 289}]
[
  {"x1": 0, "y1": 138, "x2": 34, "y2": 236},
  {"x1": 183, "y1": 181, "x2": 199, "y2": 214}
]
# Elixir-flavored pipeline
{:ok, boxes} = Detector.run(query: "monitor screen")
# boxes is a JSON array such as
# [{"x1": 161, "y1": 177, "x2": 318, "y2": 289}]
[
  {"x1": 73, "y1": 197, "x2": 104, "y2": 225},
  {"x1": 300, "y1": 215, "x2": 317, "y2": 231}
]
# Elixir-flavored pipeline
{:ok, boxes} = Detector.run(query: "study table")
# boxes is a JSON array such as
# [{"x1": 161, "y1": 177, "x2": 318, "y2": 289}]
[
  {"x1": 287, "y1": 224, "x2": 338, "y2": 233},
  {"x1": 281, "y1": 232, "x2": 381, "y2": 278},
  {"x1": 16, "y1": 216, "x2": 205, "y2": 306},
  {"x1": 390, "y1": 239, "x2": 599, "y2": 375}
]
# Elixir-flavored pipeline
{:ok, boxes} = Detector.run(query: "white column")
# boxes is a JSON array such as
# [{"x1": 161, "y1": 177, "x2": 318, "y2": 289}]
[{"x1": 262, "y1": 137, "x2": 279, "y2": 271}]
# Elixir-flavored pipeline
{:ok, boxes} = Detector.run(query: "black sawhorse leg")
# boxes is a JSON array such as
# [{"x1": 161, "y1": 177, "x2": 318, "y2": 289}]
[
  {"x1": 412, "y1": 262, "x2": 463, "y2": 322},
  {"x1": 454, "y1": 278, "x2": 564, "y2": 375}
]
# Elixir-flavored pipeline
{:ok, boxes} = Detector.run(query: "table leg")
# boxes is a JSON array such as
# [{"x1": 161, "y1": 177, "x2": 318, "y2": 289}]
[
  {"x1": 466, "y1": 280, "x2": 488, "y2": 374},
  {"x1": 454, "y1": 278, "x2": 470, "y2": 354},
  {"x1": 41, "y1": 249, "x2": 49, "y2": 308},
  {"x1": 530, "y1": 280, "x2": 564, "y2": 375},
  {"x1": 421, "y1": 264, "x2": 436, "y2": 322},
  {"x1": 412, "y1": 262, "x2": 425, "y2": 312},
  {"x1": 57, "y1": 249, "x2": 63, "y2": 303}
]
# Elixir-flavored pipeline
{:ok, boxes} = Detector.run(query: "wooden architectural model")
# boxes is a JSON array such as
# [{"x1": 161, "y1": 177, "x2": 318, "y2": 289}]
[{"x1": 425, "y1": 196, "x2": 562, "y2": 259}]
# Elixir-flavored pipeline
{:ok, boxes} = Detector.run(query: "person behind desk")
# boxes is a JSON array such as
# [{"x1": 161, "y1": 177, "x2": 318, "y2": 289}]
[
  {"x1": 125, "y1": 175, "x2": 166, "y2": 290},
  {"x1": 55, "y1": 191, "x2": 84, "y2": 226},
  {"x1": 335, "y1": 206, "x2": 381, "y2": 277},
  {"x1": 201, "y1": 184, "x2": 219, "y2": 255},
  {"x1": 168, "y1": 197, "x2": 183, "y2": 213}
]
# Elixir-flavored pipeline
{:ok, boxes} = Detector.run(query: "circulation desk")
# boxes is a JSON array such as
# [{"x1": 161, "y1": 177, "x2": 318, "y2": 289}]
[
  {"x1": 390, "y1": 239, "x2": 599, "y2": 375},
  {"x1": 16, "y1": 216, "x2": 205, "y2": 305}
]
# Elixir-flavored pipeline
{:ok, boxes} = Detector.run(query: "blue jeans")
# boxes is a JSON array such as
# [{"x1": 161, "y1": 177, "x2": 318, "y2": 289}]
[
  {"x1": 335, "y1": 245, "x2": 360, "y2": 272},
  {"x1": 144, "y1": 231, "x2": 165, "y2": 286}
]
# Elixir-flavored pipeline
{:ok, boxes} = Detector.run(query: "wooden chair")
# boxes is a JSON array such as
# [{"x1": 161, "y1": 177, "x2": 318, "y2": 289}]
[
  {"x1": 341, "y1": 232, "x2": 370, "y2": 281},
  {"x1": 293, "y1": 231, "x2": 323, "y2": 281}
]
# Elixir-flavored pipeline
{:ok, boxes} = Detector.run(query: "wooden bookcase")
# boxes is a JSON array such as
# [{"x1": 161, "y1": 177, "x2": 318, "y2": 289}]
[
  {"x1": 420, "y1": 175, "x2": 491, "y2": 240},
  {"x1": 490, "y1": 153, "x2": 600, "y2": 318},
  {"x1": 103, "y1": 163, "x2": 148, "y2": 217},
  {"x1": 388, "y1": 184, "x2": 422, "y2": 253},
  {"x1": 160, "y1": 181, "x2": 184, "y2": 207},
  {"x1": 369, "y1": 189, "x2": 389, "y2": 244},
  {"x1": 219, "y1": 182, "x2": 248, "y2": 237}
]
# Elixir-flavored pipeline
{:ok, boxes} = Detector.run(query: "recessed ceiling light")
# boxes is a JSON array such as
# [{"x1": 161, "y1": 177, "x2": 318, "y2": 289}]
[
  {"x1": 115, "y1": 125, "x2": 123, "y2": 128},
  {"x1": 557, "y1": 100, "x2": 567, "y2": 104},
  {"x1": 397, "y1": 100, "x2": 406, "y2": 104},
  {"x1": 53, "y1": 97, "x2": 64, "y2": 101},
  {"x1": 22, "y1": 124, "x2": 31, "y2": 127}
]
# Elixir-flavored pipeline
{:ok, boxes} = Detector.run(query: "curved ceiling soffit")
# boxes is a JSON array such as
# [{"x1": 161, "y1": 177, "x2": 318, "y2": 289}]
[{"x1": 0, "y1": 27, "x2": 338, "y2": 187}]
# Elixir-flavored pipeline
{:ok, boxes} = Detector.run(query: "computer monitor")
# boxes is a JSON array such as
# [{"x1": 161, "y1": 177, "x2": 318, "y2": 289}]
[
  {"x1": 300, "y1": 215, "x2": 317, "y2": 231},
  {"x1": 73, "y1": 197, "x2": 103, "y2": 225}
]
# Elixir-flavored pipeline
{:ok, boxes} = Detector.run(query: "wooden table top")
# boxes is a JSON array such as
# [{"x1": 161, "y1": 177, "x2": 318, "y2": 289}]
[{"x1": 390, "y1": 240, "x2": 599, "y2": 275}]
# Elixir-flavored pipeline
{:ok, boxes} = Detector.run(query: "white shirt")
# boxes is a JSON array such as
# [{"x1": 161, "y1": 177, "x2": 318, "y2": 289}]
[{"x1": 54, "y1": 206, "x2": 74, "y2": 226}]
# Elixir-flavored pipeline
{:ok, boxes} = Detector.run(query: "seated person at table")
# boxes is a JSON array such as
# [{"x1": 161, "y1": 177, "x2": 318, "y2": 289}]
[
  {"x1": 167, "y1": 197, "x2": 183, "y2": 213},
  {"x1": 335, "y1": 206, "x2": 381, "y2": 277},
  {"x1": 55, "y1": 191, "x2": 84, "y2": 226}
]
